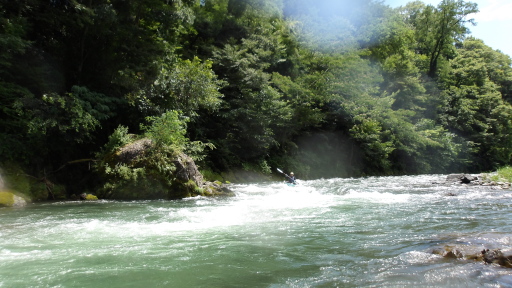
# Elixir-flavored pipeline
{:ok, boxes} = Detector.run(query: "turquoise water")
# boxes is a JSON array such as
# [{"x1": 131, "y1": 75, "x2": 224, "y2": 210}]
[{"x1": 2, "y1": 175, "x2": 512, "y2": 287}]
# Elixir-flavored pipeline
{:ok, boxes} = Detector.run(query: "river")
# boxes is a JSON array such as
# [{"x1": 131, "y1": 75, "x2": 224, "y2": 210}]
[{"x1": 1, "y1": 175, "x2": 512, "y2": 287}]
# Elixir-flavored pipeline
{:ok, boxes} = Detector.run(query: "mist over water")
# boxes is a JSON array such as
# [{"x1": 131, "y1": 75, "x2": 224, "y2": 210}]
[
  {"x1": 1, "y1": 175, "x2": 512, "y2": 287},
  {"x1": 0, "y1": 168, "x2": 4, "y2": 190}
]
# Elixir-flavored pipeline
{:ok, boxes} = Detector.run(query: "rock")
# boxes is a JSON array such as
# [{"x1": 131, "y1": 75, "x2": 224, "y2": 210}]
[
  {"x1": 460, "y1": 175, "x2": 472, "y2": 184},
  {"x1": 116, "y1": 138, "x2": 153, "y2": 164},
  {"x1": 0, "y1": 190, "x2": 27, "y2": 207},
  {"x1": 173, "y1": 153, "x2": 204, "y2": 185},
  {"x1": 481, "y1": 249, "x2": 512, "y2": 268},
  {"x1": 444, "y1": 249, "x2": 463, "y2": 259},
  {"x1": 434, "y1": 246, "x2": 464, "y2": 259},
  {"x1": 97, "y1": 137, "x2": 233, "y2": 200},
  {"x1": 446, "y1": 174, "x2": 464, "y2": 183},
  {"x1": 444, "y1": 173, "x2": 512, "y2": 189},
  {"x1": 432, "y1": 245, "x2": 512, "y2": 269},
  {"x1": 85, "y1": 194, "x2": 98, "y2": 200},
  {"x1": 202, "y1": 181, "x2": 235, "y2": 197}
]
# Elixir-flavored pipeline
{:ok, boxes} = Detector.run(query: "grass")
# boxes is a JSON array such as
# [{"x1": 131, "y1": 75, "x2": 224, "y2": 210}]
[{"x1": 484, "y1": 166, "x2": 512, "y2": 183}]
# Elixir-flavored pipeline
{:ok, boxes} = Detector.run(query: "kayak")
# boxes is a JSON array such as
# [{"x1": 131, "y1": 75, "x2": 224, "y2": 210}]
[{"x1": 285, "y1": 180, "x2": 299, "y2": 186}]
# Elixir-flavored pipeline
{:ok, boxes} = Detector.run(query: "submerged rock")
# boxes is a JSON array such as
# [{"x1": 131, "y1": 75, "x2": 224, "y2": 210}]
[
  {"x1": 202, "y1": 181, "x2": 235, "y2": 197},
  {"x1": 433, "y1": 245, "x2": 512, "y2": 269},
  {"x1": 481, "y1": 249, "x2": 512, "y2": 268}
]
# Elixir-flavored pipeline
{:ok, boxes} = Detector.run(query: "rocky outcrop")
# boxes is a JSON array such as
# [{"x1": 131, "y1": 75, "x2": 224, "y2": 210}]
[
  {"x1": 97, "y1": 138, "x2": 233, "y2": 200},
  {"x1": 169, "y1": 152, "x2": 234, "y2": 198}
]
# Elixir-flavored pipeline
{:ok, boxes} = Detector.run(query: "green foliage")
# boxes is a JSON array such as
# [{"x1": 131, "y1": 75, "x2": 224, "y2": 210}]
[
  {"x1": 185, "y1": 141, "x2": 216, "y2": 163},
  {"x1": 97, "y1": 125, "x2": 132, "y2": 157},
  {"x1": 487, "y1": 166, "x2": 512, "y2": 183},
  {"x1": 413, "y1": 119, "x2": 466, "y2": 172},
  {"x1": 96, "y1": 163, "x2": 150, "y2": 199},
  {"x1": 2, "y1": 0, "x2": 512, "y2": 192},
  {"x1": 403, "y1": 0, "x2": 478, "y2": 77},
  {"x1": 207, "y1": 22, "x2": 295, "y2": 165},
  {"x1": 200, "y1": 169, "x2": 225, "y2": 182},
  {"x1": 28, "y1": 180, "x2": 49, "y2": 202},
  {"x1": 350, "y1": 118, "x2": 394, "y2": 173},
  {"x1": 142, "y1": 110, "x2": 189, "y2": 150},
  {"x1": 241, "y1": 160, "x2": 272, "y2": 175},
  {"x1": 95, "y1": 111, "x2": 214, "y2": 199},
  {"x1": 135, "y1": 54, "x2": 225, "y2": 116},
  {"x1": 0, "y1": 162, "x2": 31, "y2": 196},
  {"x1": 438, "y1": 37, "x2": 512, "y2": 171},
  {"x1": 23, "y1": 86, "x2": 118, "y2": 146}
]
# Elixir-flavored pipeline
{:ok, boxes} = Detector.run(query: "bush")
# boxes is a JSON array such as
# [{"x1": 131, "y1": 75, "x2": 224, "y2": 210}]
[
  {"x1": 96, "y1": 125, "x2": 132, "y2": 158},
  {"x1": 141, "y1": 111, "x2": 189, "y2": 150}
]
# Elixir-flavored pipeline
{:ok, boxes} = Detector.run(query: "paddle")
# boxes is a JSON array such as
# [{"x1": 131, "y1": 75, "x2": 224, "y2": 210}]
[{"x1": 277, "y1": 168, "x2": 296, "y2": 184}]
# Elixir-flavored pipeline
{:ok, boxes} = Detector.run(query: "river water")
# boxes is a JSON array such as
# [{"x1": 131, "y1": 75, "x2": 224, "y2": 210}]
[{"x1": 2, "y1": 175, "x2": 512, "y2": 287}]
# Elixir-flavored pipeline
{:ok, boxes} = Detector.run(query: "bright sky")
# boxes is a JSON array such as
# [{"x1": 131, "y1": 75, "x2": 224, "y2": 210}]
[{"x1": 386, "y1": 0, "x2": 512, "y2": 58}]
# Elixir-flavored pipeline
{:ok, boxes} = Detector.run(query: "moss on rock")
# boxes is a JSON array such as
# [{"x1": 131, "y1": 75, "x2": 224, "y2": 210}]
[
  {"x1": 84, "y1": 194, "x2": 98, "y2": 200},
  {"x1": 0, "y1": 190, "x2": 28, "y2": 207},
  {"x1": 0, "y1": 191, "x2": 14, "y2": 206},
  {"x1": 94, "y1": 137, "x2": 234, "y2": 200}
]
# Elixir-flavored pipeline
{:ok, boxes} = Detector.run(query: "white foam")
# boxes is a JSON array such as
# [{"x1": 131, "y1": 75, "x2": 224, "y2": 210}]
[{"x1": 344, "y1": 190, "x2": 411, "y2": 204}]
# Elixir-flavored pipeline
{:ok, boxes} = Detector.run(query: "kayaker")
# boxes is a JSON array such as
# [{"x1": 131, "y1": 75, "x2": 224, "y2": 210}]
[{"x1": 287, "y1": 172, "x2": 296, "y2": 184}]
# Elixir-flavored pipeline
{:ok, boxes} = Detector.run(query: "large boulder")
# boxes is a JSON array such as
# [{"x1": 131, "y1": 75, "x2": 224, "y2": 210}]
[{"x1": 116, "y1": 138, "x2": 153, "y2": 164}]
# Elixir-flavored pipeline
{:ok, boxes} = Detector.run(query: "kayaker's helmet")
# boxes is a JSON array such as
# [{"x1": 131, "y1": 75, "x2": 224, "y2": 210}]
[{"x1": 290, "y1": 172, "x2": 294, "y2": 175}]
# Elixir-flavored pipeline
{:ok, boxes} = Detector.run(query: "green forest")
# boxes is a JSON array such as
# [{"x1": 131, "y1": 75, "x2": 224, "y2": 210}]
[{"x1": 1, "y1": 0, "x2": 512, "y2": 199}]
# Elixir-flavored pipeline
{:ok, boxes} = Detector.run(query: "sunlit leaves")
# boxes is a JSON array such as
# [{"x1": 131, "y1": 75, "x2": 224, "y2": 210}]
[
  {"x1": 136, "y1": 55, "x2": 224, "y2": 116},
  {"x1": 142, "y1": 110, "x2": 189, "y2": 150},
  {"x1": 439, "y1": 37, "x2": 512, "y2": 170}
]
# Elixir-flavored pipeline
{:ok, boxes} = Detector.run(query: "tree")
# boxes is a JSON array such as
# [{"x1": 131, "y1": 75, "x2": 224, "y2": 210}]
[
  {"x1": 0, "y1": 2, "x2": 34, "y2": 162},
  {"x1": 439, "y1": 38, "x2": 512, "y2": 170},
  {"x1": 367, "y1": 6, "x2": 428, "y2": 112},
  {"x1": 403, "y1": 0, "x2": 478, "y2": 78},
  {"x1": 131, "y1": 53, "x2": 225, "y2": 117}
]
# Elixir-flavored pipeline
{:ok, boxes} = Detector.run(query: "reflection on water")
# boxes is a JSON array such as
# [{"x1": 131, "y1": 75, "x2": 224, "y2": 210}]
[{"x1": 1, "y1": 175, "x2": 512, "y2": 287}]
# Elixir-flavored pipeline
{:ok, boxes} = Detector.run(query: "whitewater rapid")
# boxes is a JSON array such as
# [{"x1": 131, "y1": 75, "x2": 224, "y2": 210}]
[{"x1": 1, "y1": 175, "x2": 512, "y2": 287}]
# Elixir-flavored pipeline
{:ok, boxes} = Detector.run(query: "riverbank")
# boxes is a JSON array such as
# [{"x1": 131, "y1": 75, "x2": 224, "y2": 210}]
[{"x1": 444, "y1": 170, "x2": 512, "y2": 190}]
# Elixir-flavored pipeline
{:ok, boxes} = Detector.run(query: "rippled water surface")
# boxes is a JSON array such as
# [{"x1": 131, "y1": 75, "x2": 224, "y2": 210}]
[{"x1": 2, "y1": 175, "x2": 512, "y2": 287}]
